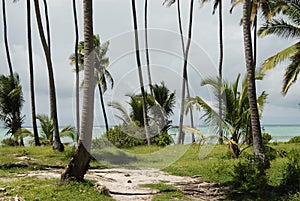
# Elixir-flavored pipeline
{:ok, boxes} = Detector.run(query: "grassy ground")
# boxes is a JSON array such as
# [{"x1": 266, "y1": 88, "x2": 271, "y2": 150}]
[{"x1": 0, "y1": 143, "x2": 299, "y2": 200}]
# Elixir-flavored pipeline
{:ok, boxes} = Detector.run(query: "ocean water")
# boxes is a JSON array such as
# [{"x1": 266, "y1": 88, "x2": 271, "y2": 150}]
[{"x1": 0, "y1": 125, "x2": 299, "y2": 146}]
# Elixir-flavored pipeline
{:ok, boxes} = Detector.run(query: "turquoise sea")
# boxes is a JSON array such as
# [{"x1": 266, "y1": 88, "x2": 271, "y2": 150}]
[{"x1": 0, "y1": 125, "x2": 299, "y2": 146}]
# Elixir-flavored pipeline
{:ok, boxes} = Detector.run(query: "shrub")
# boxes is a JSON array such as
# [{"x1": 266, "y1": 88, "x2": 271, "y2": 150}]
[
  {"x1": 262, "y1": 132, "x2": 272, "y2": 144},
  {"x1": 288, "y1": 136, "x2": 300, "y2": 143},
  {"x1": 281, "y1": 149, "x2": 300, "y2": 192},
  {"x1": 232, "y1": 154, "x2": 268, "y2": 194},
  {"x1": 1, "y1": 138, "x2": 19, "y2": 146}
]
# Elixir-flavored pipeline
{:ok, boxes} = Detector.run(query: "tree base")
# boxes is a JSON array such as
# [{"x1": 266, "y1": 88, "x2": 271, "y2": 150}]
[
  {"x1": 53, "y1": 141, "x2": 64, "y2": 152},
  {"x1": 61, "y1": 142, "x2": 90, "y2": 182}
]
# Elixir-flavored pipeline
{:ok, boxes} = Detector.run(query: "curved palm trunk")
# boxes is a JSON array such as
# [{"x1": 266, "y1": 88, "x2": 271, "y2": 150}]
[
  {"x1": 33, "y1": 0, "x2": 64, "y2": 152},
  {"x1": 61, "y1": 0, "x2": 95, "y2": 181},
  {"x1": 177, "y1": 0, "x2": 194, "y2": 144},
  {"x1": 218, "y1": 0, "x2": 224, "y2": 144},
  {"x1": 72, "y1": 0, "x2": 80, "y2": 137},
  {"x1": 253, "y1": 16, "x2": 257, "y2": 69},
  {"x1": 242, "y1": 0, "x2": 265, "y2": 160},
  {"x1": 27, "y1": 0, "x2": 41, "y2": 146},
  {"x1": 131, "y1": 0, "x2": 151, "y2": 145},
  {"x1": 144, "y1": 0, "x2": 153, "y2": 95},
  {"x1": 97, "y1": 79, "x2": 109, "y2": 132},
  {"x1": 43, "y1": 0, "x2": 51, "y2": 56},
  {"x1": 2, "y1": 0, "x2": 13, "y2": 76}
]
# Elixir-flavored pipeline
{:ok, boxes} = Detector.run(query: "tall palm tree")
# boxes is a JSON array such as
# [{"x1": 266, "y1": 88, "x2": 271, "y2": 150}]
[
  {"x1": 27, "y1": 0, "x2": 40, "y2": 146},
  {"x1": 242, "y1": 0, "x2": 265, "y2": 160},
  {"x1": 61, "y1": 0, "x2": 95, "y2": 181},
  {"x1": 131, "y1": 0, "x2": 151, "y2": 145},
  {"x1": 144, "y1": 0, "x2": 153, "y2": 95},
  {"x1": 33, "y1": 0, "x2": 64, "y2": 151},
  {"x1": 258, "y1": 0, "x2": 300, "y2": 95},
  {"x1": 69, "y1": 35, "x2": 113, "y2": 132},
  {"x1": 0, "y1": 74, "x2": 24, "y2": 146},
  {"x1": 2, "y1": 0, "x2": 13, "y2": 76},
  {"x1": 72, "y1": 0, "x2": 80, "y2": 135},
  {"x1": 43, "y1": 0, "x2": 51, "y2": 56},
  {"x1": 177, "y1": 0, "x2": 194, "y2": 144}
]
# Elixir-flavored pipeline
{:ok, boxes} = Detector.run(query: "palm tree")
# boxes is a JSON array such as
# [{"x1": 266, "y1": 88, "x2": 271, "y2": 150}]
[
  {"x1": 33, "y1": 0, "x2": 64, "y2": 151},
  {"x1": 144, "y1": 0, "x2": 153, "y2": 95},
  {"x1": 131, "y1": 0, "x2": 151, "y2": 145},
  {"x1": 61, "y1": 0, "x2": 95, "y2": 181},
  {"x1": 187, "y1": 75, "x2": 268, "y2": 157},
  {"x1": 69, "y1": 35, "x2": 113, "y2": 132},
  {"x1": 2, "y1": 0, "x2": 13, "y2": 76},
  {"x1": 258, "y1": 0, "x2": 300, "y2": 95},
  {"x1": 26, "y1": 0, "x2": 40, "y2": 146},
  {"x1": 43, "y1": 0, "x2": 51, "y2": 56},
  {"x1": 242, "y1": 0, "x2": 265, "y2": 160},
  {"x1": 72, "y1": 0, "x2": 80, "y2": 136},
  {"x1": 177, "y1": 0, "x2": 195, "y2": 144},
  {"x1": 0, "y1": 74, "x2": 24, "y2": 146}
]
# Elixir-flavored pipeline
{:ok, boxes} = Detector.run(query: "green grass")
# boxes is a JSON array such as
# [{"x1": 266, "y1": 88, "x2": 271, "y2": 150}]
[{"x1": 0, "y1": 177, "x2": 114, "y2": 201}]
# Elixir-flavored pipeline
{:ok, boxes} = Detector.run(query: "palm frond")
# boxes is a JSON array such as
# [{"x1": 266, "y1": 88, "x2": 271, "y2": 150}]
[
  {"x1": 163, "y1": 0, "x2": 176, "y2": 7},
  {"x1": 108, "y1": 101, "x2": 132, "y2": 123},
  {"x1": 282, "y1": 51, "x2": 300, "y2": 94}
]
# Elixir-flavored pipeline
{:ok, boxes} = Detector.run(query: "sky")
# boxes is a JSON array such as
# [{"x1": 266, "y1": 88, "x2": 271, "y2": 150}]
[{"x1": 0, "y1": 0, "x2": 299, "y2": 128}]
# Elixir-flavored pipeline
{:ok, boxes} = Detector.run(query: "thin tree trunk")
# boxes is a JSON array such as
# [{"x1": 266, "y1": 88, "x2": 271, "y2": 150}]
[
  {"x1": 253, "y1": 16, "x2": 257, "y2": 69},
  {"x1": 61, "y1": 0, "x2": 95, "y2": 181},
  {"x1": 2, "y1": 0, "x2": 13, "y2": 76},
  {"x1": 72, "y1": 0, "x2": 80, "y2": 137},
  {"x1": 97, "y1": 78, "x2": 109, "y2": 132},
  {"x1": 177, "y1": 0, "x2": 194, "y2": 144},
  {"x1": 43, "y1": 0, "x2": 51, "y2": 56},
  {"x1": 144, "y1": 0, "x2": 153, "y2": 95},
  {"x1": 218, "y1": 0, "x2": 224, "y2": 144},
  {"x1": 27, "y1": 0, "x2": 41, "y2": 146},
  {"x1": 242, "y1": 0, "x2": 265, "y2": 160},
  {"x1": 33, "y1": 0, "x2": 64, "y2": 152},
  {"x1": 131, "y1": 0, "x2": 151, "y2": 145}
]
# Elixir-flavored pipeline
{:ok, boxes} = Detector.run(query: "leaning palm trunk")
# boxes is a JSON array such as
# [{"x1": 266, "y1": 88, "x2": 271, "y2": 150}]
[
  {"x1": 242, "y1": 0, "x2": 265, "y2": 160},
  {"x1": 33, "y1": 0, "x2": 64, "y2": 152},
  {"x1": 43, "y1": 0, "x2": 51, "y2": 56},
  {"x1": 61, "y1": 0, "x2": 95, "y2": 181},
  {"x1": 2, "y1": 0, "x2": 13, "y2": 76},
  {"x1": 27, "y1": 0, "x2": 40, "y2": 146},
  {"x1": 72, "y1": 0, "x2": 80, "y2": 135},
  {"x1": 144, "y1": 0, "x2": 153, "y2": 95},
  {"x1": 177, "y1": 0, "x2": 194, "y2": 144},
  {"x1": 131, "y1": 0, "x2": 151, "y2": 145},
  {"x1": 97, "y1": 75, "x2": 109, "y2": 132}
]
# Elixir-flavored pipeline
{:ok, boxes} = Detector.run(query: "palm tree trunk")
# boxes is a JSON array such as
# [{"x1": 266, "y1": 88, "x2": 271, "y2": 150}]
[
  {"x1": 27, "y1": 0, "x2": 41, "y2": 146},
  {"x1": 218, "y1": 0, "x2": 224, "y2": 144},
  {"x1": 2, "y1": 0, "x2": 13, "y2": 76},
  {"x1": 242, "y1": 0, "x2": 265, "y2": 160},
  {"x1": 253, "y1": 16, "x2": 257, "y2": 69},
  {"x1": 72, "y1": 0, "x2": 80, "y2": 137},
  {"x1": 131, "y1": 0, "x2": 151, "y2": 145},
  {"x1": 97, "y1": 79, "x2": 109, "y2": 132},
  {"x1": 177, "y1": 0, "x2": 194, "y2": 144},
  {"x1": 144, "y1": 0, "x2": 153, "y2": 95},
  {"x1": 43, "y1": 0, "x2": 51, "y2": 56},
  {"x1": 33, "y1": 0, "x2": 64, "y2": 152},
  {"x1": 61, "y1": 0, "x2": 95, "y2": 181}
]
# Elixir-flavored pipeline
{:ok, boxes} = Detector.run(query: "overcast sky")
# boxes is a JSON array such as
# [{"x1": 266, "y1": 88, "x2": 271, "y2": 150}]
[{"x1": 0, "y1": 0, "x2": 299, "y2": 128}]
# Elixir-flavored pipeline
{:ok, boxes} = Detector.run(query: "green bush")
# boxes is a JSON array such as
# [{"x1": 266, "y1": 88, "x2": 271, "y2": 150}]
[
  {"x1": 288, "y1": 136, "x2": 300, "y2": 143},
  {"x1": 281, "y1": 149, "x2": 300, "y2": 192},
  {"x1": 151, "y1": 131, "x2": 173, "y2": 146},
  {"x1": 262, "y1": 132, "x2": 272, "y2": 144},
  {"x1": 232, "y1": 154, "x2": 268, "y2": 194},
  {"x1": 1, "y1": 138, "x2": 19, "y2": 146}
]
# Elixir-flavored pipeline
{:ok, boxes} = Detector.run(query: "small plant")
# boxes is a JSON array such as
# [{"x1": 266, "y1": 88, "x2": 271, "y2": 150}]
[
  {"x1": 262, "y1": 132, "x2": 272, "y2": 144},
  {"x1": 1, "y1": 138, "x2": 19, "y2": 146}
]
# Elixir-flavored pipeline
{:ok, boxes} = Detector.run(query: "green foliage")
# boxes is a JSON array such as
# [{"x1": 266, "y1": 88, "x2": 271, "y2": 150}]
[
  {"x1": 281, "y1": 149, "x2": 300, "y2": 192},
  {"x1": 231, "y1": 154, "x2": 268, "y2": 194},
  {"x1": 1, "y1": 138, "x2": 19, "y2": 146},
  {"x1": 288, "y1": 136, "x2": 300, "y2": 143},
  {"x1": 143, "y1": 183, "x2": 186, "y2": 201},
  {"x1": 262, "y1": 132, "x2": 273, "y2": 144},
  {"x1": 151, "y1": 131, "x2": 174, "y2": 146}
]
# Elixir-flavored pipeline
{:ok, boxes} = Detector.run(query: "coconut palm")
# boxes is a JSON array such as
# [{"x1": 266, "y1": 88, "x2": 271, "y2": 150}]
[
  {"x1": 187, "y1": 74, "x2": 268, "y2": 158},
  {"x1": 258, "y1": 0, "x2": 300, "y2": 95},
  {"x1": 61, "y1": 0, "x2": 95, "y2": 181},
  {"x1": 0, "y1": 74, "x2": 24, "y2": 146},
  {"x1": 242, "y1": 0, "x2": 265, "y2": 159},
  {"x1": 26, "y1": 0, "x2": 40, "y2": 146},
  {"x1": 131, "y1": 0, "x2": 151, "y2": 145},
  {"x1": 72, "y1": 0, "x2": 80, "y2": 135},
  {"x1": 33, "y1": 0, "x2": 63, "y2": 152},
  {"x1": 2, "y1": 0, "x2": 13, "y2": 76},
  {"x1": 69, "y1": 35, "x2": 113, "y2": 132}
]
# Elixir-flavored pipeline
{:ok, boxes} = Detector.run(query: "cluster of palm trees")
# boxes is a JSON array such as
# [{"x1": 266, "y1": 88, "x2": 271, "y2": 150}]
[{"x1": 1, "y1": 0, "x2": 299, "y2": 181}]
